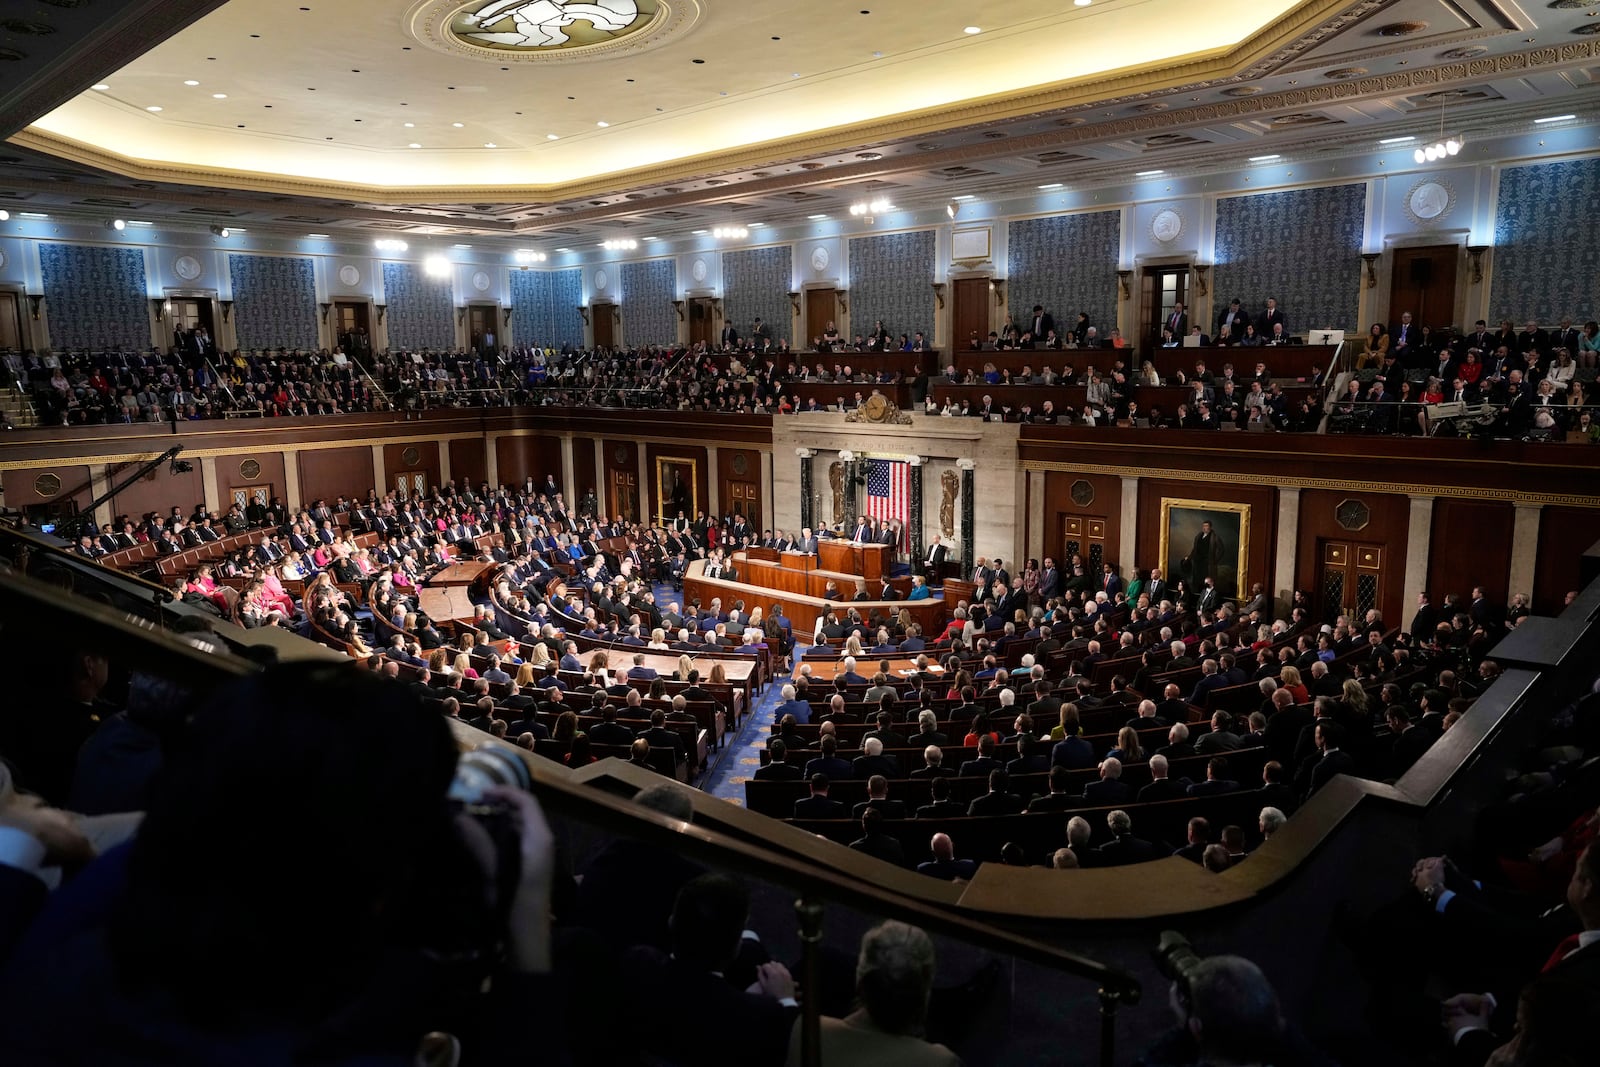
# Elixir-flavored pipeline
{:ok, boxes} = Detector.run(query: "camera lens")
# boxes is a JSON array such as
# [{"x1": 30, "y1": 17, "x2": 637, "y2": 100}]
[{"x1": 449, "y1": 747, "x2": 532, "y2": 805}]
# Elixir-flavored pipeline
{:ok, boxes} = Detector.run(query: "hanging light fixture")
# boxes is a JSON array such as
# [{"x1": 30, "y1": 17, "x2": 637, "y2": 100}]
[{"x1": 1413, "y1": 92, "x2": 1464, "y2": 166}]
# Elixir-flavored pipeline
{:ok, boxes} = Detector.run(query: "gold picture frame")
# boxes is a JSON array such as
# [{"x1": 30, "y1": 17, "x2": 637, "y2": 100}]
[
  {"x1": 1157, "y1": 498, "x2": 1251, "y2": 598},
  {"x1": 655, "y1": 456, "x2": 699, "y2": 526}
]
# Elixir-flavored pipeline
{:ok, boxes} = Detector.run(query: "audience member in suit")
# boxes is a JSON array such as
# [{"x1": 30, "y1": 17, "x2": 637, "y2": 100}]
[
  {"x1": 1027, "y1": 766, "x2": 1081, "y2": 812},
  {"x1": 852, "y1": 737, "x2": 901, "y2": 780},
  {"x1": 1172, "y1": 817, "x2": 1214, "y2": 864},
  {"x1": 621, "y1": 874, "x2": 797, "y2": 1067},
  {"x1": 1187, "y1": 757, "x2": 1242, "y2": 797},
  {"x1": 1083, "y1": 758, "x2": 1135, "y2": 806},
  {"x1": 966, "y1": 770, "x2": 1025, "y2": 816},
  {"x1": 1094, "y1": 809, "x2": 1166, "y2": 867},
  {"x1": 1006, "y1": 735, "x2": 1050, "y2": 777},
  {"x1": 1194, "y1": 710, "x2": 1244, "y2": 754},
  {"x1": 1136, "y1": 754, "x2": 1193, "y2": 803},
  {"x1": 848, "y1": 808, "x2": 907, "y2": 866},
  {"x1": 1296, "y1": 721, "x2": 1354, "y2": 800},
  {"x1": 793, "y1": 774, "x2": 847, "y2": 819},
  {"x1": 638, "y1": 709, "x2": 685, "y2": 765},
  {"x1": 754, "y1": 740, "x2": 803, "y2": 781},
  {"x1": 850, "y1": 776, "x2": 908, "y2": 820},
  {"x1": 803, "y1": 736, "x2": 854, "y2": 780},
  {"x1": 917, "y1": 834, "x2": 979, "y2": 882},
  {"x1": 587, "y1": 704, "x2": 637, "y2": 748},
  {"x1": 915, "y1": 776, "x2": 967, "y2": 818},
  {"x1": 910, "y1": 743, "x2": 956, "y2": 778},
  {"x1": 1050, "y1": 720, "x2": 1097, "y2": 771}
]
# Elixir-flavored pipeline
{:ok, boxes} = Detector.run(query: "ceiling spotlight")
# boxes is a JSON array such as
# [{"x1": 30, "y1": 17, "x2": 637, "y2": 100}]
[
  {"x1": 601, "y1": 238, "x2": 638, "y2": 250},
  {"x1": 408, "y1": 142, "x2": 421, "y2": 148},
  {"x1": 146, "y1": 105, "x2": 163, "y2": 112},
  {"x1": 596, "y1": 120, "x2": 610, "y2": 127},
  {"x1": 108, "y1": 219, "x2": 126, "y2": 231},
  {"x1": 452, "y1": 122, "x2": 464, "y2": 128},
  {"x1": 514, "y1": 250, "x2": 547, "y2": 263},
  {"x1": 374, "y1": 238, "x2": 408, "y2": 252},
  {"x1": 1533, "y1": 114, "x2": 1576, "y2": 124},
  {"x1": 307, "y1": 233, "x2": 330, "y2": 238},
  {"x1": 423, "y1": 254, "x2": 451, "y2": 277},
  {"x1": 1378, "y1": 136, "x2": 1415, "y2": 144},
  {"x1": 1248, "y1": 154, "x2": 1281, "y2": 162},
  {"x1": 849, "y1": 198, "x2": 894, "y2": 216},
  {"x1": 951, "y1": 194, "x2": 976, "y2": 201},
  {"x1": 483, "y1": 142, "x2": 497, "y2": 148},
  {"x1": 209, "y1": 225, "x2": 231, "y2": 237},
  {"x1": 712, "y1": 225, "x2": 748, "y2": 239},
  {"x1": 403, "y1": 122, "x2": 414, "y2": 127},
  {"x1": 963, "y1": 26, "x2": 981, "y2": 35},
  {"x1": 1038, "y1": 182, "x2": 1063, "y2": 190},
  {"x1": 184, "y1": 80, "x2": 200, "y2": 86},
  {"x1": 1135, "y1": 169, "x2": 1164, "y2": 177},
  {"x1": 547, "y1": 133, "x2": 559, "y2": 140},
  {"x1": 1074, "y1": 0, "x2": 1092, "y2": 6},
  {"x1": 212, "y1": 93, "x2": 228, "y2": 99},
  {"x1": 0, "y1": 210, "x2": 8, "y2": 221},
  {"x1": 807, "y1": 213, "x2": 829, "y2": 220},
  {"x1": 92, "y1": 84, "x2": 110, "y2": 91}
]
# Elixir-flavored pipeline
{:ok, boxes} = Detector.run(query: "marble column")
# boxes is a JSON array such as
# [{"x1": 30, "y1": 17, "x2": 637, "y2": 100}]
[
  {"x1": 1119, "y1": 475, "x2": 1139, "y2": 572},
  {"x1": 484, "y1": 434, "x2": 500, "y2": 488},
  {"x1": 636, "y1": 446, "x2": 649, "y2": 525},
  {"x1": 89, "y1": 464, "x2": 112, "y2": 530},
  {"x1": 371, "y1": 444, "x2": 386, "y2": 497},
  {"x1": 705, "y1": 445, "x2": 720, "y2": 518},
  {"x1": 796, "y1": 448, "x2": 815, "y2": 530},
  {"x1": 199, "y1": 456, "x2": 221, "y2": 517},
  {"x1": 1403, "y1": 496, "x2": 1434, "y2": 604},
  {"x1": 907, "y1": 455, "x2": 925, "y2": 562},
  {"x1": 759, "y1": 448, "x2": 775, "y2": 533},
  {"x1": 1025, "y1": 470, "x2": 1046, "y2": 564},
  {"x1": 957, "y1": 458, "x2": 976, "y2": 578},
  {"x1": 283, "y1": 454, "x2": 303, "y2": 512},
  {"x1": 1273, "y1": 488, "x2": 1301, "y2": 617},
  {"x1": 1509, "y1": 503, "x2": 1542, "y2": 601},
  {"x1": 437, "y1": 441, "x2": 451, "y2": 488},
  {"x1": 559, "y1": 432, "x2": 576, "y2": 502},
  {"x1": 592, "y1": 438, "x2": 605, "y2": 510}
]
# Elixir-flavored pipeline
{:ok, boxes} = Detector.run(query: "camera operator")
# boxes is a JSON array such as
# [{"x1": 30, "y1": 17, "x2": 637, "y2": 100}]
[
  {"x1": 0, "y1": 663, "x2": 563, "y2": 1066},
  {"x1": 1137, "y1": 933, "x2": 1335, "y2": 1067}
]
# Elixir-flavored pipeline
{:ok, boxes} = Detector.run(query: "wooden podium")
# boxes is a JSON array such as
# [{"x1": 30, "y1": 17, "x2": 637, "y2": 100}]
[
  {"x1": 941, "y1": 578, "x2": 977, "y2": 606},
  {"x1": 780, "y1": 550, "x2": 814, "y2": 573},
  {"x1": 818, "y1": 539, "x2": 890, "y2": 582}
]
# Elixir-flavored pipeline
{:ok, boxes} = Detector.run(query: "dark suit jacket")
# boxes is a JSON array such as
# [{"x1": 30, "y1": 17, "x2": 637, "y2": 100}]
[
  {"x1": 958, "y1": 756, "x2": 1003, "y2": 778},
  {"x1": 1137, "y1": 777, "x2": 1192, "y2": 803},
  {"x1": 793, "y1": 794, "x2": 846, "y2": 819},
  {"x1": 620, "y1": 946, "x2": 793, "y2": 1067},
  {"x1": 753, "y1": 761, "x2": 802, "y2": 781},
  {"x1": 916, "y1": 799, "x2": 968, "y2": 819},
  {"x1": 1083, "y1": 778, "x2": 1134, "y2": 806},
  {"x1": 850, "y1": 798, "x2": 908, "y2": 820},
  {"x1": 852, "y1": 754, "x2": 901, "y2": 779},
  {"x1": 967, "y1": 791, "x2": 1024, "y2": 816},
  {"x1": 1026, "y1": 792, "x2": 1080, "y2": 812},
  {"x1": 1095, "y1": 834, "x2": 1165, "y2": 867},
  {"x1": 1050, "y1": 736, "x2": 1096, "y2": 770}
]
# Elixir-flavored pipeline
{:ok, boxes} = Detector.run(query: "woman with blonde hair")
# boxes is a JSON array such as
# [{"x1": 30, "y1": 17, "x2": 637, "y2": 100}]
[
  {"x1": 1107, "y1": 726, "x2": 1145, "y2": 764},
  {"x1": 648, "y1": 627, "x2": 670, "y2": 651},
  {"x1": 453, "y1": 652, "x2": 478, "y2": 680},
  {"x1": 526, "y1": 642, "x2": 552, "y2": 668},
  {"x1": 514, "y1": 661, "x2": 537, "y2": 687},
  {"x1": 1341, "y1": 677, "x2": 1368, "y2": 717},
  {"x1": 1279, "y1": 664, "x2": 1309, "y2": 704},
  {"x1": 844, "y1": 633, "x2": 865, "y2": 658},
  {"x1": 676, "y1": 653, "x2": 695, "y2": 681}
]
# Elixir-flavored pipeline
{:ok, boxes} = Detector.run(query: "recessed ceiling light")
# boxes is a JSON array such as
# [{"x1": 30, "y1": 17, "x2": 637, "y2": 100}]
[
  {"x1": 212, "y1": 93, "x2": 227, "y2": 99},
  {"x1": 109, "y1": 219, "x2": 126, "y2": 231},
  {"x1": 691, "y1": 229, "x2": 708, "y2": 235},
  {"x1": 791, "y1": 73, "x2": 801, "y2": 78},
  {"x1": 146, "y1": 105, "x2": 163, "y2": 112},
  {"x1": 408, "y1": 142, "x2": 421, "y2": 148},
  {"x1": 184, "y1": 80, "x2": 200, "y2": 86},
  {"x1": 1135, "y1": 169, "x2": 1164, "y2": 177},
  {"x1": 126, "y1": 220, "x2": 153, "y2": 227},
  {"x1": 807, "y1": 213, "x2": 828, "y2": 219},
  {"x1": 1075, "y1": 0, "x2": 1092, "y2": 6},
  {"x1": 374, "y1": 239, "x2": 408, "y2": 251},
  {"x1": 871, "y1": 51, "x2": 883, "y2": 58},
  {"x1": 1248, "y1": 154, "x2": 1281, "y2": 162},
  {"x1": 749, "y1": 222, "x2": 767, "y2": 227},
  {"x1": 452, "y1": 122, "x2": 464, "y2": 127},
  {"x1": 307, "y1": 233, "x2": 329, "y2": 238},
  {"x1": 554, "y1": 247, "x2": 571, "y2": 252},
  {"x1": 1378, "y1": 136, "x2": 1415, "y2": 144},
  {"x1": 1533, "y1": 114, "x2": 1576, "y2": 124},
  {"x1": 18, "y1": 212, "x2": 49, "y2": 219},
  {"x1": 1038, "y1": 182, "x2": 1063, "y2": 189},
  {"x1": 596, "y1": 120, "x2": 609, "y2": 127},
  {"x1": 963, "y1": 26, "x2": 981, "y2": 34},
  {"x1": 484, "y1": 142, "x2": 497, "y2": 148},
  {"x1": 453, "y1": 243, "x2": 474, "y2": 249},
  {"x1": 951, "y1": 194, "x2": 976, "y2": 201},
  {"x1": 423, "y1": 255, "x2": 451, "y2": 277},
  {"x1": 92, "y1": 84, "x2": 109, "y2": 91},
  {"x1": 547, "y1": 133, "x2": 559, "y2": 139},
  {"x1": 403, "y1": 122, "x2": 414, "y2": 127}
]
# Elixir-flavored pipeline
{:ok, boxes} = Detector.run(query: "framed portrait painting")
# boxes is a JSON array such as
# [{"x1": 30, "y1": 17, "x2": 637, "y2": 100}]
[
  {"x1": 1158, "y1": 499, "x2": 1250, "y2": 598},
  {"x1": 655, "y1": 456, "x2": 698, "y2": 526}
]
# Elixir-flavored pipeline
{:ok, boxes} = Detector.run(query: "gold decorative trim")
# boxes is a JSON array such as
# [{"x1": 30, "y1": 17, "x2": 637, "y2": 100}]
[
  {"x1": 1158, "y1": 497, "x2": 1251, "y2": 592},
  {"x1": 1019, "y1": 459, "x2": 1600, "y2": 509}
]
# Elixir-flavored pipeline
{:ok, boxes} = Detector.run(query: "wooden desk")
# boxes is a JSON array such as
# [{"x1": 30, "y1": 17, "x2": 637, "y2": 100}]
[
  {"x1": 795, "y1": 656, "x2": 945, "y2": 682},
  {"x1": 780, "y1": 550, "x2": 813, "y2": 573},
  {"x1": 419, "y1": 586, "x2": 477, "y2": 625},
  {"x1": 579, "y1": 645, "x2": 758, "y2": 706},
  {"x1": 737, "y1": 553, "x2": 910, "y2": 600},
  {"x1": 818, "y1": 538, "x2": 890, "y2": 582},
  {"x1": 683, "y1": 560, "x2": 944, "y2": 633},
  {"x1": 432, "y1": 561, "x2": 495, "y2": 588}
]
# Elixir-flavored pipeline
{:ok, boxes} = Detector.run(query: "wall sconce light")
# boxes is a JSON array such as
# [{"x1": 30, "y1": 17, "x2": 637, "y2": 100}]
[
  {"x1": 711, "y1": 299, "x2": 722, "y2": 320},
  {"x1": 577, "y1": 305, "x2": 590, "y2": 325},
  {"x1": 787, "y1": 291, "x2": 800, "y2": 316},
  {"x1": 219, "y1": 299, "x2": 234, "y2": 324},
  {"x1": 151, "y1": 298, "x2": 168, "y2": 321},
  {"x1": 456, "y1": 306, "x2": 468, "y2": 326},
  {"x1": 1360, "y1": 253, "x2": 1381, "y2": 290},
  {"x1": 319, "y1": 302, "x2": 332, "y2": 324},
  {"x1": 611, "y1": 305, "x2": 621, "y2": 324},
  {"x1": 672, "y1": 299, "x2": 685, "y2": 322},
  {"x1": 1466, "y1": 245, "x2": 1489, "y2": 285},
  {"x1": 931, "y1": 282, "x2": 947, "y2": 310},
  {"x1": 989, "y1": 279, "x2": 1005, "y2": 306},
  {"x1": 375, "y1": 304, "x2": 387, "y2": 324},
  {"x1": 26, "y1": 294, "x2": 44, "y2": 320},
  {"x1": 1191, "y1": 264, "x2": 1210, "y2": 298},
  {"x1": 1116, "y1": 270, "x2": 1133, "y2": 301},
  {"x1": 502, "y1": 306, "x2": 514, "y2": 327},
  {"x1": 838, "y1": 289, "x2": 849, "y2": 314}
]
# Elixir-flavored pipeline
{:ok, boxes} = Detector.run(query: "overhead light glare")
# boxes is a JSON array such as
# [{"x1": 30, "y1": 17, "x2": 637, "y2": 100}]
[
  {"x1": 514, "y1": 249, "x2": 547, "y2": 263},
  {"x1": 547, "y1": 133, "x2": 559, "y2": 139},
  {"x1": 1038, "y1": 182, "x2": 1063, "y2": 190},
  {"x1": 126, "y1": 220, "x2": 153, "y2": 227},
  {"x1": 1135, "y1": 169, "x2": 1164, "y2": 177},
  {"x1": 712, "y1": 226, "x2": 749, "y2": 239},
  {"x1": 690, "y1": 229, "x2": 708, "y2": 235},
  {"x1": 963, "y1": 26, "x2": 981, "y2": 35},
  {"x1": 146, "y1": 105, "x2": 163, "y2": 112},
  {"x1": 1248, "y1": 154, "x2": 1281, "y2": 162},
  {"x1": 596, "y1": 120, "x2": 610, "y2": 127},
  {"x1": 1533, "y1": 114, "x2": 1576, "y2": 124},
  {"x1": 374, "y1": 238, "x2": 409, "y2": 252},
  {"x1": 306, "y1": 233, "x2": 330, "y2": 238},
  {"x1": 452, "y1": 243, "x2": 474, "y2": 249},
  {"x1": 209, "y1": 225, "x2": 232, "y2": 237},
  {"x1": 951, "y1": 194, "x2": 976, "y2": 201},
  {"x1": 807, "y1": 213, "x2": 829, "y2": 219},
  {"x1": 109, "y1": 219, "x2": 126, "y2": 231},
  {"x1": 423, "y1": 254, "x2": 451, "y2": 277},
  {"x1": 1378, "y1": 136, "x2": 1415, "y2": 144},
  {"x1": 601, "y1": 238, "x2": 638, "y2": 250},
  {"x1": 848, "y1": 198, "x2": 894, "y2": 216},
  {"x1": 92, "y1": 84, "x2": 110, "y2": 91},
  {"x1": 212, "y1": 93, "x2": 228, "y2": 99},
  {"x1": 18, "y1": 212, "x2": 49, "y2": 219},
  {"x1": 554, "y1": 247, "x2": 571, "y2": 252},
  {"x1": 184, "y1": 80, "x2": 200, "y2": 86}
]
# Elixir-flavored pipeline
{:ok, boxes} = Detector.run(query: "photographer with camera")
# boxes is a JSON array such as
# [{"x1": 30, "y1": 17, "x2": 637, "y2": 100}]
[
  {"x1": 0, "y1": 663, "x2": 565, "y2": 1066},
  {"x1": 1137, "y1": 932, "x2": 1335, "y2": 1067}
]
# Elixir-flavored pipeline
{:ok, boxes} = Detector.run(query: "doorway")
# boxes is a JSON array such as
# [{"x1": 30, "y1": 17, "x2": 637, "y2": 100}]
[
  {"x1": 953, "y1": 278, "x2": 989, "y2": 353},
  {"x1": 1141, "y1": 266, "x2": 1190, "y2": 343},
  {"x1": 334, "y1": 301, "x2": 371, "y2": 358},
  {"x1": 1318, "y1": 540, "x2": 1385, "y2": 626},
  {"x1": 805, "y1": 288, "x2": 837, "y2": 347},
  {"x1": 1388, "y1": 245, "x2": 1458, "y2": 330},
  {"x1": 1062, "y1": 515, "x2": 1109, "y2": 577},
  {"x1": 394, "y1": 471, "x2": 427, "y2": 502},
  {"x1": 0, "y1": 291, "x2": 22, "y2": 353},
  {"x1": 609, "y1": 467, "x2": 638, "y2": 522},
  {"x1": 688, "y1": 297, "x2": 716, "y2": 347},
  {"x1": 467, "y1": 305, "x2": 498, "y2": 356},
  {"x1": 592, "y1": 303, "x2": 616, "y2": 349},
  {"x1": 167, "y1": 295, "x2": 217, "y2": 354}
]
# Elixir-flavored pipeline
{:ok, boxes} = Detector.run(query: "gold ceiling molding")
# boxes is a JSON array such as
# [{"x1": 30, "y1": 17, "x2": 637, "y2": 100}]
[
  {"x1": 9, "y1": 0, "x2": 1361, "y2": 205},
  {"x1": 1018, "y1": 459, "x2": 1600, "y2": 509}
]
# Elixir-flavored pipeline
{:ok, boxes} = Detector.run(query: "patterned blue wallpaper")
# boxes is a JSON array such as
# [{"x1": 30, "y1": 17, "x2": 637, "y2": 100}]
[
  {"x1": 509, "y1": 267, "x2": 583, "y2": 350},
  {"x1": 723, "y1": 245, "x2": 792, "y2": 346},
  {"x1": 382, "y1": 262, "x2": 455, "y2": 351},
  {"x1": 848, "y1": 230, "x2": 935, "y2": 345},
  {"x1": 1213, "y1": 184, "x2": 1366, "y2": 333},
  {"x1": 38, "y1": 243, "x2": 150, "y2": 352},
  {"x1": 1007, "y1": 211, "x2": 1120, "y2": 339},
  {"x1": 1492, "y1": 157, "x2": 1600, "y2": 323},
  {"x1": 228, "y1": 253, "x2": 318, "y2": 351},
  {"x1": 620, "y1": 258, "x2": 677, "y2": 347}
]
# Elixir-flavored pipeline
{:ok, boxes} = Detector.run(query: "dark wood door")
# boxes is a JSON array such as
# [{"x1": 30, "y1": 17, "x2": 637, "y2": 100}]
[
  {"x1": 593, "y1": 303, "x2": 615, "y2": 349},
  {"x1": 334, "y1": 301, "x2": 371, "y2": 357},
  {"x1": 688, "y1": 297, "x2": 715, "y2": 347},
  {"x1": 1144, "y1": 265, "x2": 1189, "y2": 343},
  {"x1": 1318, "y1": 540, "x2": 1385, "y2": 626},
  {"x1": 805, "y1": 288, "x2": 836, "y2": 347},
  {"x1": 0, "y1": 291, "x2": 23, "y2": 353},
  {"x1": 953, "y1": 278, "x2": 989, "y2": 354},
  {"x1": 1063, "y1": 515, "x2": 1110, "y2": 575},
  {"x1": 468, "y1": 305, "x2": 497, "y2": 355},
  {"x1": 1388, "y1": 245, "x2": 1458, "y2": 330},
  {"x1": 726, "y1": 480, "x2": 759, "y2": 525},
  {"x1": 609, "y1": 468, "x2": 638, "y2": 522}
]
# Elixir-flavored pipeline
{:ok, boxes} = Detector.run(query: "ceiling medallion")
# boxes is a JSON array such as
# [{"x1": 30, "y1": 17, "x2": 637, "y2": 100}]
[
  {"x1": 406, "y1": 0, "x2": 702, "y2": 64},
  {"x1": 1324, "y1": 66, "x2": 1367, "y2": 80},
  {"x1": 1439, "y1": 46, "x2": 1488, "y2": 59},
  {"x1": 1404, "y1": 178, "x2": 1454, "y2": 225},
  {"x1": 1220, "y1": 86, "x2": 1261, "y2": 97},
  {"x1": 1375, "y1": 20, "x2": 1428, "y2": 36},
  {"x1": 1575, "y1": 21, "x2": 1600, "y2": 33}
]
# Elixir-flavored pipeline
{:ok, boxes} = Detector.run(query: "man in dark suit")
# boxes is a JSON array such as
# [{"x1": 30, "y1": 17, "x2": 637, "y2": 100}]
[
  {"x1": 1095, "y1": 809, "x2": 1165, "y2": 867},
  {"x1": 753, "y1": 740, "x2": 803, "y2": 781},
  {"x1": 1216, "y1": 298, "x2": 1249, "y2": 340},
  {"x1": 802, "y1": 736, "x2": 853, "y2": 780},
  {"x1": 718, "y1": 321, "x2": 740, "y2": 349},
  {"x1": 1188, "y1": 520, "x2": 1224, "y2": 587},
  {"x1": 917, "y1": 832, "x2": 979, "y2": 881},
  {"x1": 1296, "y1": 721, "x2": 1354, "y2": 800},
  {"x1": 1083, "y1": 758, "x2": 1135, "y2": 806},
  {"x1": 1136, "y1": 754, "x2": 1192, "y2": 803},
  {"x1": 1006, "y1": 735, "x2": 1050, "y2": 777},
  {"x1": 848, "y1": 808, "x2": 907, "y2": 866},
  {"x1": 1028, "y1": 304, "x2": 1055, "y2": 341},
  {"x1": 850, "y1": 775, "x2": 907, "y2": 820},
  {"x1": 1026, "y1": 766, "x2": 1080, "y2": 812},
  {"x1": 967, "y1": 769, "x2": 1024, "y2": 816},
  {"x1": 1187, "y1": 757, "x2": 1241, "y2": 797},
  {"x1": 920, "y1": 535, "x2": 947, "y2": 577},
  {"x1": 862, "y1": 711, "x2": 907, "y2": 750},
  {"x1": 793, "y1": 774, "x2": 846, "y2": 819},
  {"x1": 958, "y1": 736, "x2": 1004, "y2": 779},
  {"x1": 851, "y1": 737, "x2": 900, "y2": 780},
  {"x1": 850, "y1": 516, "x2": 871, "y2": 543},
  {"x1": 916, "y1": 775, "x2": 967, "y2": 818},
  {"x1": 1051, "y1": 731, "x2": 1096, "y2": 771},
  {"x1": 588, "y1": 704, "x2": 637, "y2": 748},
  {"x1": 1260, "y1": 297, "x2": 1286, "y2": 338},
  {"x1": 1164, "y1": 302, "x2": 1188, "y2": 340}
]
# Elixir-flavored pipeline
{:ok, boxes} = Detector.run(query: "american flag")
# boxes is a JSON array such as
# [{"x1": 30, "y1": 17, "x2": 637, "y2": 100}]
[{"x1": 865, "y1": 458, "x2": 909, "y2": 552}]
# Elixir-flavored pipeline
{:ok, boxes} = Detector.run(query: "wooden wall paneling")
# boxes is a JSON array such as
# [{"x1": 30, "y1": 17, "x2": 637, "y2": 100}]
[
  {"x1": 644, "y1": 443, "x2": 707, "y2": 527},
  {"x1": 1134, "y1": 477, "x2": 1278, "y2": 599},
  {"x1": 718, "y1": 447, "x2": 761, "y2": 527},
  {"x1": 494, "y1": 435, "x2": 561, "y2": 488},
  {"x1": 602, "y1": 438, "x2": 640, "y2": 523},
  {"x1": 1293, "y1": 488, "x2": 1411, "y2": 627},
  {"x1": 1, "y1": 464, "x2": 94, "y2": 522},
  {"x1": 297, "y1": 446, "x2": 375, "y2": 505},
  {"x1": 572, "y1": 435, "x2": 596, "y2": 504},
  {"x1": 1041, "y1": 471, "x2": 1123, "y2": 573},
  {"x1": 382, "y1": 441, "x2": 440, "y2": 496},
  {"x1": 1427, "y1": 499, "x2": 1514, "y2": 605},
  {"x1": 449, "y1": 438, "x2": 487, "y2": 490},
  {"x1": 215, "y1": 452, "x2": 287, "y2": 510},
  {"x1": 109, "y1": 462, "x2": 203, "y2": 523},
  {"x1": 1532, "y1": 506, "x2": 1596, "y2": 614}
]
